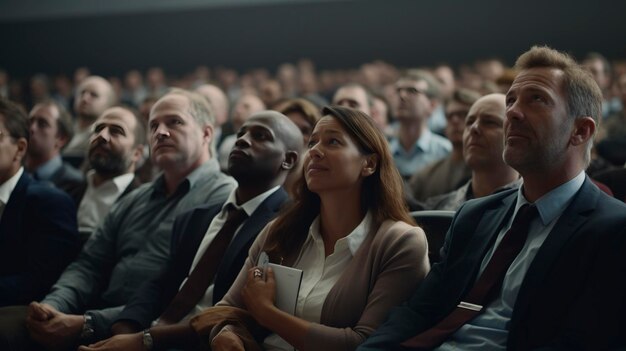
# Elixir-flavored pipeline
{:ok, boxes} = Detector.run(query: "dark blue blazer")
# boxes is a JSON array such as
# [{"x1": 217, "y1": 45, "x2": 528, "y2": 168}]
[
  {"x1": 114, "y1": 187, "x2": 288, "y2": 329},
  {"x1": 358, "y1": 178, "x2": 626, "y2": 351},
  {"x1": 0, "y1": 173, "x2": 79, "y2": 306}
]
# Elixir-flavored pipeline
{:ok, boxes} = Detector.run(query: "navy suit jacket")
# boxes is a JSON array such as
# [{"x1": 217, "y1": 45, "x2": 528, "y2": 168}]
[
  {"x1": 359, "y1": 178, "x2": 626, "y2": 351},
  {"x1": 0, "y1": 173, "x2": 80, "y2": 306},
  {"x1": 114, "y1": 187, "x2": 288, "y2": 329}
]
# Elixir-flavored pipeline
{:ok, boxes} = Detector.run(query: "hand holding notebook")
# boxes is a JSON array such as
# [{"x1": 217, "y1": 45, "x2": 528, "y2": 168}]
[{"x1": 257, "y1": 251, "x2": 303, "y2": 315}]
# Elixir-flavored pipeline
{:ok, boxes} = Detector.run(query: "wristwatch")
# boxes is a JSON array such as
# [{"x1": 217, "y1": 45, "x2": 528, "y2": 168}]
[
  {"x1": 80, "y1": 314, "x2": 95, "y2": 340},
  {"x1": 142, "y1": 329, "x2": 154, "y2": 350}
]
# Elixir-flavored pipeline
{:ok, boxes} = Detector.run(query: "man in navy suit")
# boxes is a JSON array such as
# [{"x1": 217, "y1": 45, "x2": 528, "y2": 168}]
[
  {"x1": 24, "y1": 100, "x2": 84, "y2": 194},
  {"x1": 0, "y1": 98, "x2": 79, "y2": 307},
  {"x1": 358, "y1": 47, "x2": 626, "y2": 350},
  {"x1": 82, "y1": 110, "x2": 303, "y2": 350}
]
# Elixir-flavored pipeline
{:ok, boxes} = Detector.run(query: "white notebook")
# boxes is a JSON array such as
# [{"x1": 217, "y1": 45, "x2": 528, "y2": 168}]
[{"x1": 267, "y1": 263, "x2": 303, "y2": 315}]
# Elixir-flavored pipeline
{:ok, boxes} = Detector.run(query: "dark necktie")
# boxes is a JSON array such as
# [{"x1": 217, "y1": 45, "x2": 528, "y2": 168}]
[
  {"x1": 401, "y1": 204, "x2": 539, "y2": 349},
  {"x1": 158, "y1": 205, "x2": 248, "y2": 325}
]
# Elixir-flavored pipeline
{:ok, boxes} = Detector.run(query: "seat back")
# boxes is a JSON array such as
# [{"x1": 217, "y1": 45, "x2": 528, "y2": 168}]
[{"x1": 410, "y1": 210, "x2": 455, "y2": 264}]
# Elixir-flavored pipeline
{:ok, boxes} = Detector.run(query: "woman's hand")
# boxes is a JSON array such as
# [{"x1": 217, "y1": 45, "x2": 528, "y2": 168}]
[
  {"x1": 77, "y1": 332, "x2": 142, "y2": 351},
  {"x1": 241, "y1": 266, "x2": 277, "y2": 325},
  {"x1": 211, "y1": 326, "x2": 245, "y2": 351}
]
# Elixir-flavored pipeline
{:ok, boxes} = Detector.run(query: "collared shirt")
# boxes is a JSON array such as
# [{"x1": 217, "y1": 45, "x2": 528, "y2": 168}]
[
  {"x1": 436, "y1": 171, "x2": 586, "y2": 350},
  {"x1": 0, "y1": 167, "x2": 24, "y2": 220},
  {"x1": 76, "y1": 170, "x2": 135, "y2": 234},
  {"x1": 42, "y1": 159, "x2": 236, "y2": 330},
  {"x1": 389, "y1": 129, "x2": 451, "y2": 179},
  {"x1": 34, "y1": 155, "x2": 63, "y2": 181},
  {"x1": 427, "y1": 105, "x2": 447, "y2": 135},
  {"x1": 175, "y1": 185, "x2": 281, "y2": 322},
  {"x1": 263, "y1": 212, "x2": 372, "y2": 350}
]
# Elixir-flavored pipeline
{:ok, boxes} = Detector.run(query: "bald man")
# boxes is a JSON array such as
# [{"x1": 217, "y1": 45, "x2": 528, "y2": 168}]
[
  {"x1": 63, "y1": 76, "x2": 116, "y2": 167},
  {"x1": 424, "y1": 94, "x2": 520, "y2": 210},
  {"x1": 88, "y1": 111, "x2": 303, "y2": 350}
]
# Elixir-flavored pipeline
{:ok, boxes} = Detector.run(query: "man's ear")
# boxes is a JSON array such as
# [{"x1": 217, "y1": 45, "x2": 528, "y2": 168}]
[
  {"x1": 281, "y1": 150, "x2": 298, "y2": 171},
  {"x1": 15, "y1": 138, "x2": 28, "y2": 163},
  {"x1": 361, "y1": 153, "x2": 379, "y2": 177},
  {"x1": 202, "y1": 124, "x2": 214, "y2": 146},
  {"x1": 131, "y1": 144, "x2": 145, "y2": 164},
  {"x1": 570, "y1": 116, "x2": 596, "y2": 146},
  {"x1": 55, "y1": 134, "x2": 69, "y2": 150}
]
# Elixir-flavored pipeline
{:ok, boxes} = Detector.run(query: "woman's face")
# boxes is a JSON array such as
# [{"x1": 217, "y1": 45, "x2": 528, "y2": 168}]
[{"x1": 304, "y1": 116, "x2": 372, "y2": 195}]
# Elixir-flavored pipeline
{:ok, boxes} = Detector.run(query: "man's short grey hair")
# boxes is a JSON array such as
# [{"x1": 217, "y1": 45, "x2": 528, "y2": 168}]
[{"x1": 166, "y1": 88, "x2": 215, "y2": 127}]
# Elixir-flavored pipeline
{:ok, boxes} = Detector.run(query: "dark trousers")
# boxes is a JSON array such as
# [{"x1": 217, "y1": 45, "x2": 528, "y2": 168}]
[{"x1": 0, "y1": 305, "x2": 44, "y2": 351}]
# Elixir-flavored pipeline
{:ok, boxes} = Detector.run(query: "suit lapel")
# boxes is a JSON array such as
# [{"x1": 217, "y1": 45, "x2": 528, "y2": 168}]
[
  {"x1": 217, "y1": 188, "x2": 287, "y2": 277},
  {"x1": 509, "y1": 178, "x2": 598, "y2": 333},
  {"x1": 0, "y1": 173, "x2": 30, "y2": 240}
]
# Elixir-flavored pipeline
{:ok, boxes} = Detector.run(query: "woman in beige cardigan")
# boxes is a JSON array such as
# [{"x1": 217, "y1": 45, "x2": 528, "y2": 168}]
[{"x1": 209, "y1": 106, "x2": 430, "y2": 351}]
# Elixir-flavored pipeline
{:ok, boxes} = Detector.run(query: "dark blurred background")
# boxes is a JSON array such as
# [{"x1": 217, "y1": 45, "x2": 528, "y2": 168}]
[{"x1": 1, "y1": 0, "x2": 625, "y2": 77}]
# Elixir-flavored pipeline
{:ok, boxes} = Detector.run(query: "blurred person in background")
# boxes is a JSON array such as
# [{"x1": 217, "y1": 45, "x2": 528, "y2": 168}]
[
  {"x1": 583, "y1": 52, "x2": 622, "y2": 118},
  {"x1": 390, "y1": 70, "x2": 451, "y2": 180},
  {"x1": 409, "y1": 88, "x2": 481, "y2": 202},
  {"x1": 25, "y1": 100, "x2": 83, "y2": 196},
  {"x1": 63, "y1": 76, "x2": 116, "y2": 168},
  {"x1": 218, "y1": 94, "x2": 266, "y2": 171},
  {"x1": 121, "y1": 70, "x2": 147, "y2": 108},
  {"x1": 273, "y1": 98, "x2": 321, "y2": 197},
  {"x1": 332, "y1": 83, "x2": 372, "y2": 116}
]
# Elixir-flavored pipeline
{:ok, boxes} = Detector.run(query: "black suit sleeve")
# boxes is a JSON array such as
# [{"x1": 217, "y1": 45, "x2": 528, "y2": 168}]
[
  {"x1": 534, "y1": 226, "x2": 626, "y2": 350},
  {"x1": 0, "y1": 187, "x2": 79, "y2": 306}
]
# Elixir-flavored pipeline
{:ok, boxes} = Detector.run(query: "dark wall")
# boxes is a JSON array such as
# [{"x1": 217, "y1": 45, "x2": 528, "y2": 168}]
[{"x1": 1, "y1": 0, "x2": 625, "y2": 77}]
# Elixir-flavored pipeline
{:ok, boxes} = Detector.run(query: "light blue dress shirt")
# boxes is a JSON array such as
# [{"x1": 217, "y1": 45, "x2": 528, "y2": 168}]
[
  {"x1": 435, "y1": 171, "x2": 586, "y2": 350},
  {"x1": 34, "y1": 155, "x2": 63, "y2": 180},
  {"x1": 389, "y1": 129, "x2": 451, "y2": 178}
]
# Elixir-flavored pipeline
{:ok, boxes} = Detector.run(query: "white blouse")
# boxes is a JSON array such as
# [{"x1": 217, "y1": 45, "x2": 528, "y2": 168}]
[{"x1": 263, "y1": 212, "x2": 372, "y2": 350}]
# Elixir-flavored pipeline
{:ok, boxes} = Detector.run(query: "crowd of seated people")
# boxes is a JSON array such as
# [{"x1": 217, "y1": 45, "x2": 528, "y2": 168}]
[{"x1": 0, "y1": 45, "x2": 625, "y2": 350}]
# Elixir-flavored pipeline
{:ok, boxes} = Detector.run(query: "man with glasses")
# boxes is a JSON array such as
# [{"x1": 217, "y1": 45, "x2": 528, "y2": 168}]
[
  {"x1": 389, "y1": 70, "x2": 452, "y2": 180},
  {"x1": 409, "y1": 88, "x2": 481, "y2": 201}
]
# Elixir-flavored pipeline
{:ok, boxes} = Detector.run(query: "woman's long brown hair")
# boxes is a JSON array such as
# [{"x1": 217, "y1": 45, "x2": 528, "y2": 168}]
[{"x1": 265, "y1": 105, "x2": 415, "y2": 262}]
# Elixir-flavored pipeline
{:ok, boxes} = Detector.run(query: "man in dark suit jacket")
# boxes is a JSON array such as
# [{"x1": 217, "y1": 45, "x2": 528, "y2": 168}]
[
  {"x1": 358, "y1": 47, "x2": 626, "y2": 351},
  {"x1": 0, "y1": 98, "x2": 79, "y2": 307},
  {"x1": 90, "y1": 110, "x2": 302, "y2": 350},
  {"x1": 24, "y1": 100, "x2": 84, "y2": 194}
]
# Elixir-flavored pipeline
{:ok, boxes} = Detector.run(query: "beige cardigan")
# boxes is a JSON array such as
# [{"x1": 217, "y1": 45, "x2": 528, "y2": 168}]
[{"x1": 214, "y1": 219, "x2": 430, "y2": 351}]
